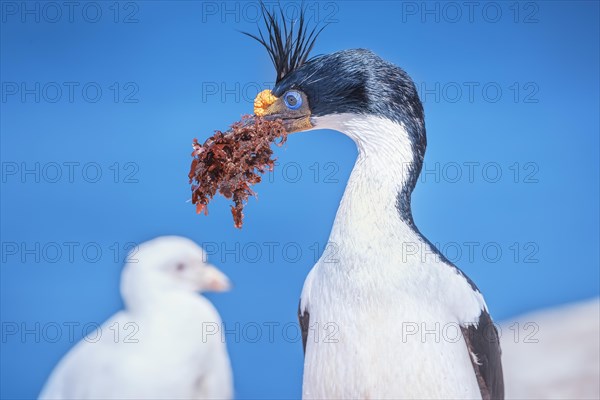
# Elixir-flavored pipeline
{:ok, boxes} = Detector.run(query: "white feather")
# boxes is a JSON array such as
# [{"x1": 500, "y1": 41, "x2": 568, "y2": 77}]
[{"x1": 300, "y1": 114, "x2": 485, "y2": 399}]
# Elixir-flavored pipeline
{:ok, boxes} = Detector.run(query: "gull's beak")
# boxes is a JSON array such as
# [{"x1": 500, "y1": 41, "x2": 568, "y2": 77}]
[{"x1": 201, "y1": 265, "x2": 231, "y2": 292}]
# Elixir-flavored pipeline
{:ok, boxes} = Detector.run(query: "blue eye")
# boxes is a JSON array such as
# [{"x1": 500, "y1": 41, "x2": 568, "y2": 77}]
[{"x1": 283, "y1": 91, "x2": 302, "y2": 110}]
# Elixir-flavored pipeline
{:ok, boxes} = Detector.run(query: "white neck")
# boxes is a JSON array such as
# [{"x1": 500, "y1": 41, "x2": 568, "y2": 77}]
[
  {"x1": 313, "y1": 114, "x2": 420, "y2": 248},
  {"x1": 303, "y1": 114, "x2": 488, "y2": 320}
]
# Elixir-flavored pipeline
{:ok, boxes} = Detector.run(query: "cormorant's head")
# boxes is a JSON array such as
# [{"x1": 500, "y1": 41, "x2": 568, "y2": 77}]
[
  {"x1": 245, "y1": 5, "x2": 426, "y2": 160},
  {"x1": 240, "y1": 4, "x2": 430, "y2": 224},
  {"x1": 265, "y1": 49, "x2": 424, "y2": 141}
]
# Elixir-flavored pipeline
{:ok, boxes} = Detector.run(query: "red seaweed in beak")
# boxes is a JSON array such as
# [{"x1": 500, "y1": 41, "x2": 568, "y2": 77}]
[{"x1": 189, "y1": 115, "x2": 287, "y2": 228}]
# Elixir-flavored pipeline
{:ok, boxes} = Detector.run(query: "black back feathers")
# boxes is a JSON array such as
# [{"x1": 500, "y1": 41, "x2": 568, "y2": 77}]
[{"x1": 242, "y1": 3, "x2": 326, "y2": 83}]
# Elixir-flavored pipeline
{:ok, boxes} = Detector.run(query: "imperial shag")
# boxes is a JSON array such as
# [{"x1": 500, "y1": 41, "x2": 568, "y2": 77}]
[{"x1": 245, "y1": 6, "x2": 504, "y2": 400}]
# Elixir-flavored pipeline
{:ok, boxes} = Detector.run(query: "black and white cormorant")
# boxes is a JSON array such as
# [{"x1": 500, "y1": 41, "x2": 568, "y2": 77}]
[{"x1": 246, "y1": 7, "x2": 504, "y2": 400}]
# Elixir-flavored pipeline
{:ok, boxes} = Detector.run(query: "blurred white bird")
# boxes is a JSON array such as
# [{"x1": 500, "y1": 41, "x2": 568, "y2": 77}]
[
  {"x1": 501, "y1": 298, "x2": 600, "y2": 400},
  {"x1": 39, "y1": 236, "x2": 233, "y2": 400}
]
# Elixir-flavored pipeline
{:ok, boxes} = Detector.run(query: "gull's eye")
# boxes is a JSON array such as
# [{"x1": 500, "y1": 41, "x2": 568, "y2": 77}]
[
  {"x1": 176, "y1": 263, "x2": 186, "y2": 271},
  {"x1": 283, "y1": 91, "x2": 302, "y2": 110}
]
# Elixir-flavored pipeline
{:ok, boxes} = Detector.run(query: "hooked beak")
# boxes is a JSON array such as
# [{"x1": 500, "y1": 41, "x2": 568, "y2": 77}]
[
  {"x1": 263, "y1": 113, "x2": 312, "y2": 133},
  {"x1": 234, "y1": 114, "x2": 311, "y2": 134}
]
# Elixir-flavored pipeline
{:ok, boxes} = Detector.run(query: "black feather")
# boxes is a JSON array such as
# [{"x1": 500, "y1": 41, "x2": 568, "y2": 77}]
[
  {"x1": 242, "y1": 2, "x2": 326, "y2": 83},
  {"x1": 461, "y1": 310, "x2": 505, "y2": 400}
]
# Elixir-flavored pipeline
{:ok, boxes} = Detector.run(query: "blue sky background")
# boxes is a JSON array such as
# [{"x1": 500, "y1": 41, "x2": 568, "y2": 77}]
[{"x1": 1, "y1": 1, "x2": 598, "y2": 398}]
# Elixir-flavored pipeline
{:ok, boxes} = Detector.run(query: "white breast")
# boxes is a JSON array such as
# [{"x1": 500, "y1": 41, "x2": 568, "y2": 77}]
[{"x1": 39, "y1": 295, "x2": 233, "y2": 400}]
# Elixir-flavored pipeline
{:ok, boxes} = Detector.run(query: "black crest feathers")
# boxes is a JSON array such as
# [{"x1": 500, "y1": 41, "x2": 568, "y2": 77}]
[{"x1": 242, "y1": 2, "x2": 326, "y2": 83}]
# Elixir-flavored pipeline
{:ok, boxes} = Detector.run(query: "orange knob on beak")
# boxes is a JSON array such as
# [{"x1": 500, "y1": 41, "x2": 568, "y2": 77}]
[{"x1": 254, "y1": 89, "x2": 277, "y2": 116}]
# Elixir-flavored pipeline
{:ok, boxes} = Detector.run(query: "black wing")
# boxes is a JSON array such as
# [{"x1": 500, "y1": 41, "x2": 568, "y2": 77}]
[
  {"x1": 461, "y1": 310, "x2": 505, "y2": 400},
  {"x1": 298, "y1": 300, "x2": 310, "y2": 354}
]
